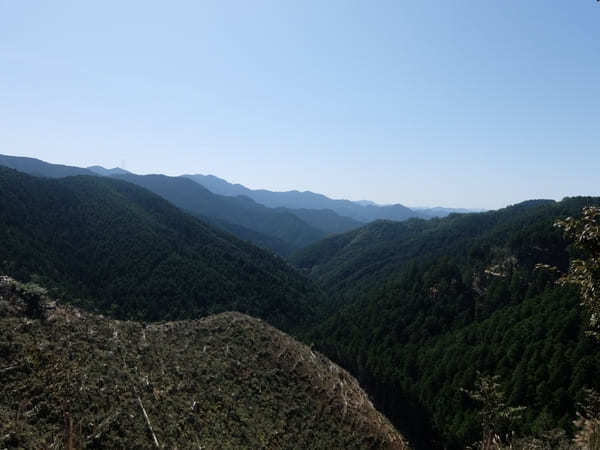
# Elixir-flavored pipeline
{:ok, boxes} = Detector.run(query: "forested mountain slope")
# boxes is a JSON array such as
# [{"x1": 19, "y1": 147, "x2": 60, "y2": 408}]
[
  {"x1": 87, "y1": 165, "x2": 131, "y2": 176},
  {"x1": 0, "y1": 155, "x2": 357, "y2": 256},
  {"x1": 0, "y1": 154, "x2": 94, "y2": 178},
  {"x1": 114, "y1": 173, "x2": 327, "y2": 254},
  {"x1": 201, "y1": 215, "x2": 295, "y2": 257},
  {"x1": 0, "y1": 277, "x2": 409, "y2": 449},
  {"x1": 185, "y1": 173, "x2": 477, "y2": 221},
  {"x1": 0, "y1": 167, "x2": 322, "y2": 332},
  {"x1": 295, "y1": 197, "x2": 600, "y2": 448},
  {"x1": 293, "y1": 200, "x2": 575, "y2": 300},
  {"x1": 185, "y1": 173, "x2": 416, "y2": 222},
  {"x1": 278, "y1": 206, "x2": 362, "y2": 235}
]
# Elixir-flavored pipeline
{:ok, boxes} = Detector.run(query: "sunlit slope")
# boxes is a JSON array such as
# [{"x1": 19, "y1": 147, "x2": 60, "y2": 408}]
[
  {"x1": 0, "y1": 167, "x2": 321, "y2": 331},
  {"x1": 294, "y1": 197, "x2": 600, "y2": 447},
  {"x1": 0, "y1": 278, "x2": 409, "y2": 449}
]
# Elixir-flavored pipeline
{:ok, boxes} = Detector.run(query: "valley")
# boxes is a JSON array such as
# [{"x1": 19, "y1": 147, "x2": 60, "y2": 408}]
[
  {"x1": 3, "y1": 3, "x2": 597, "y2": 448},
  {"x1": 0, "y1": 155, "x2": 599, "y2": 449}
]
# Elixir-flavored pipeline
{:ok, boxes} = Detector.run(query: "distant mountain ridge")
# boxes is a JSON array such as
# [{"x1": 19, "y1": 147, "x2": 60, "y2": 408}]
[
  {"x1": 113, "y1": 173, "x2": 328, "y2": 254},
  {"x1": 411, "y1": 206, "x2": 486, "y2": 218},
  {"x1": 0, "y1": 154, "x2": 478, "y2": 256},
  {"x1": 87, "y1": 165, "x2": 131, "y2": 176},
  {"x1": 184, "y1": 174, "x2": 415, "y2": 222},
  {"x1": 0, "y1": 154, "x2": 94, "y2": 178},
  {"x1": 0, "y1": 155, "x2": 479, "y2": 223},
  {"x1": 0, "y1": 155, "x2": 361, "y2": 255},
  {"x1": 184, "y1": 173, "x2": 477, "y2": 221}
]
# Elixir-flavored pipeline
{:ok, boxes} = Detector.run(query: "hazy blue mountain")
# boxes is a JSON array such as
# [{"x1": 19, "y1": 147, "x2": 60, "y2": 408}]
[
  {"x1": 412, "y1": 206, "x2": 486, "y2": 219},
  {"x1": 185, "y1": 173, "x2": 251, "y2": 197},
  {"x1": 279, "y1": 207, "x2": 362, "y2": 235},
  {"x1": 184, "y1": 173, "x2": 417, "y2": 222},
  {"x1": 355, "y1": 200, "x2": 379, "y2": 206},
  {"x1": 0, "y1": 155, "x2": 335, "y2": 254},
  {"x1": 180, "y1": 175, "x2": 362, "y2": 232},
  {"x1": 0, "y1": 154, "x2": 94, "y2": 178},
  {"x1": 87, "y1": 165, "x2": 131, "y2": 176},
  {"x1": 113, "y1": 173, "x2": 327, "y2": 253}
]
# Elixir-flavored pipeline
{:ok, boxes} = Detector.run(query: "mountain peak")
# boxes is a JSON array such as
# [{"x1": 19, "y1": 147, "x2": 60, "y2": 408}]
[{"x1": 87, "y1": 165, "x2": 131, "y2": 176}]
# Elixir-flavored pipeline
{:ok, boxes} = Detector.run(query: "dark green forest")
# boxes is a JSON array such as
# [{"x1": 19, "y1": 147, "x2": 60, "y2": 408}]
[
  {"x1": 1, "y1": 159, "x2": 599, "y2": 448},
  {"x1": 0, "y1": 154, "x2": 365, "y2": 256},
  {"x1": 296, "y1": 197, "x2": 600, "y2": 448},
  {"x1": 113, "y1": 173, "x2": 328, "y2": 254},
  {"x1": 0, "y1": 167, "x2": 321, "y2": 332}
]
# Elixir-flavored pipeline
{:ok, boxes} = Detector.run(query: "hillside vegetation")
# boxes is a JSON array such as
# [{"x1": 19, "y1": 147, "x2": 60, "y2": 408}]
[
  {"x1": 0, "y1": 167, "x2": 322, "y2": 332},
  {"x1": 114, "y1": 173, "x2": 328, "y2": 254},
  {"x1": 0, "y1": 276, "x2": 409, "y2": 449},
  {"x1": 0, "y1": 154, "x2": 363, "y2": 256},
  {"x1": 0, "y1": 154, "x2": 94, "y2": 178},
  {"x1": 3, "y1": 154, "x2": 599, "y2": 448},
  {"x1": 294, "y1": 197, "x2": 600, "y2": 448},
  {"x1": 185, "y1": 173, "x2": 417, "y2": 222}
]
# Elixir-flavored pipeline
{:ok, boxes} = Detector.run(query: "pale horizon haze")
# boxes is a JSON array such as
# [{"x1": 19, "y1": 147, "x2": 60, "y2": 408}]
[{"x1": 1, "y1": 1, "x2": 599, "y2": 210}]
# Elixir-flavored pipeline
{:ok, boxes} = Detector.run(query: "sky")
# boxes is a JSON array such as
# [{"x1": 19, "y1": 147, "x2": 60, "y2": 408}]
[{"x1": 1, "y1": 1, "x2": 599, "y2": 210}]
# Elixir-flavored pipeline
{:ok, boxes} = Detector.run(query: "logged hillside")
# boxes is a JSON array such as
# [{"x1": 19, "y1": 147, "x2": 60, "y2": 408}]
[
  {"x1": 0, "y1": 168, "x2": 322, "y2": 331},
  {"x1": 0, "y1": 277, "x2": 409, "y2": 449},
  {"x1": 294, "y1": 198, "x2": 600, "y2": 448}
]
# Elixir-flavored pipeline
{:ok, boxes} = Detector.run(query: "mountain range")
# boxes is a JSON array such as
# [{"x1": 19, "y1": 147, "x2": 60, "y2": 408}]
[
  {"x1": 1, "y1": 153, "x2": 598, "y2": 448},
  {"x1": 184, "y1": 173, "x2": 477, "y2": 222},
  {"x1": 0, "y1": 167, "x2": 321, "y2": 332},
  {"x1": 0, "y1": 154, "x2": 477, "y2": 257}
]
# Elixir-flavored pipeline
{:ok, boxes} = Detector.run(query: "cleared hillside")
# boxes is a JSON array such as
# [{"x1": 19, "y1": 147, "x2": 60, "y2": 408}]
[{"x1": 0, "y1": 277, "x2": 409, "y2": 449}]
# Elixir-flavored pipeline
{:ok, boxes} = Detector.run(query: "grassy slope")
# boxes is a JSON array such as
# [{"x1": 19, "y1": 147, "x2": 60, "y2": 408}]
[{"x1": 0, "y1": 277, "x2": 409, "y2": 450}]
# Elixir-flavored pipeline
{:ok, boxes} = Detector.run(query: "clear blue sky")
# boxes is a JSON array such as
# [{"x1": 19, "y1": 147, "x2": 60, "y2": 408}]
[{"x1": 1, "y1": 1, "x2": 599, "y2": 209}]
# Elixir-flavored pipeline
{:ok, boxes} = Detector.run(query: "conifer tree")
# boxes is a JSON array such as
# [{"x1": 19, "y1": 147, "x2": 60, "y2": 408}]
[{"x1": 555, "y1": 206, "x2": 600, "y2": 338}]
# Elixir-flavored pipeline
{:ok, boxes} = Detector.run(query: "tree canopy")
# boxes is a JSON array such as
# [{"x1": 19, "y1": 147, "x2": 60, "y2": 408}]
[{"x1": 555, "y1": 206, "x2": 600, "y2": 337}]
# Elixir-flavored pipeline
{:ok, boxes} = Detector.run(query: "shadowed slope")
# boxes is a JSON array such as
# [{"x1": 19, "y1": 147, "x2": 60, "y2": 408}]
[
  {"x1": 115, "y1": 173, "x2": 327, "y2": 253},
  {"x1": 294, "y1": 198, "x2": 600, "y2": 447}
]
